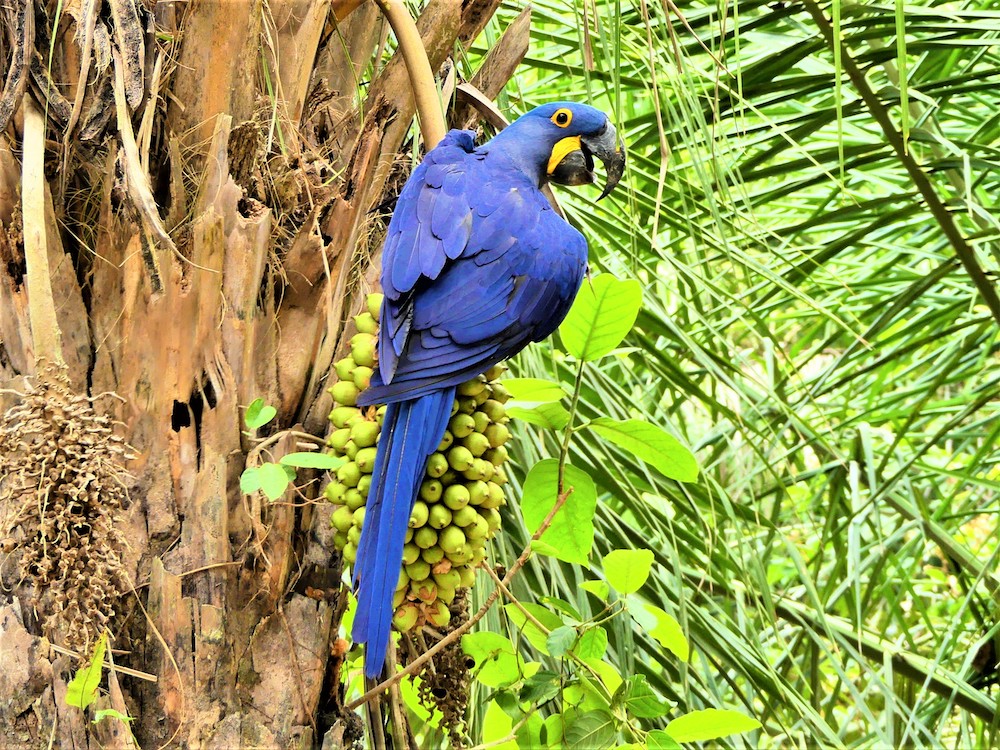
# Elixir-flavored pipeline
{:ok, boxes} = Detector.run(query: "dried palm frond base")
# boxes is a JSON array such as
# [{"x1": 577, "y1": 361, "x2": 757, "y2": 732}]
[{"x1": 0, "y1": 362, "x2": 131, "y2": 653}]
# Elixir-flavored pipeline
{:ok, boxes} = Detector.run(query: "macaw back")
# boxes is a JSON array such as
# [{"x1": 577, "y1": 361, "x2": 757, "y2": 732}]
[{"x1": 352, "y1": 128, "x2": 589, "y2": 678}]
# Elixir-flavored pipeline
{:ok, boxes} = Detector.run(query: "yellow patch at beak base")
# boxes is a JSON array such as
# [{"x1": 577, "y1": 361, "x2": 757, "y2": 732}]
[{"x1": 547, "y1": 136, "x2": 582, "y2": 175}]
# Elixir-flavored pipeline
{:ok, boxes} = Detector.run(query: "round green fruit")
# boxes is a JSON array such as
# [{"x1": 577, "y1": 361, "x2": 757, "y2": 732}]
[
  {"x1": 419, "y1": 479, "x2": 443, "y2": 503},
  {"x1": 448, "y1": 413, "x2": 476, "y2": 438},
  {"x1": 329, "y1": 406, "x2": 361, "y2": 429},
  {"x1": 425, "y1": 453, "x2": 448, "y2": 478},
  {"x1": 354, "y1": 312, "x2": 379, "y2": 334},
  {"x1": 356, "y1": 446, "x2": 378, "y2": 473},
  {"x1": 393, "y1": 603, "x2": 419, "y2": 632},
  {"x1": 414, "y1": 527, "x2": 438, "y2": 549},
  {"x1": 332, "y1": 506, "x2": 354, "y2": 533},
  {"x1": 451, "y1": 505, "x2": 477, "y2": 528},
  {"x1": 447, "y1": 446, "x2": 475, "y2": 472},
  {"x1": 428, "y1": 504, "x2": 452, "y2": 529},
  {"x1": 421, "y1": 546, "x2": 445, "y2": 564},
  {"x1": 366, "y1": 293, "x2": 384, "y2": 319},
  {"x1": 350, "y1": 333, "x2": 377, "y2": 368},
  {"x1": 443, "y1": 484, "x2": 470, "y2": 510},
  {"x1": 438, "y1": 526, "x2": 466, "y2": 555},
  {"x1": 334, "y1": 356, "x2": 356, "y2": 381},
  {"x1": 405, "y1": 559, "x2": 431, "y2": 581},
  {"x1": 424, "y1": 600, "x2": 451, "y2": 628},
  {"x1": 408, "y1": 501, "x2": 429, "y2": 528},
  {"x1": 331, "y1": 380, "x2": 360, "y2": 406}
]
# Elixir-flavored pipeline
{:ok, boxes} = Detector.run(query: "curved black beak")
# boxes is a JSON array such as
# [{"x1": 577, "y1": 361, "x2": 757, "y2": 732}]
[
  {"x1": 548, "y1": 120, "x2": 626, "y2": 198},
  {"x1": 582, "y1": 121, "x2": 626, "y2": 200}
]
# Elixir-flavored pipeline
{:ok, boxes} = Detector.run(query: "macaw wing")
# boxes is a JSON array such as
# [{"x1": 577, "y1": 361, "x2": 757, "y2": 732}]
[
  {"x1": 363, "y1": 202, "x2": 588, "y2": 404},
  {"x1": 378, "y1": 130, "x2": 483, "y2": 381}
]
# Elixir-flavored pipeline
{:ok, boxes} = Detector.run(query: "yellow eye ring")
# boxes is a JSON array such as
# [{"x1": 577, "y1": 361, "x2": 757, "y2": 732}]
[{"x1": 551, "y1": 108, "x2": 573, "y2": 128}]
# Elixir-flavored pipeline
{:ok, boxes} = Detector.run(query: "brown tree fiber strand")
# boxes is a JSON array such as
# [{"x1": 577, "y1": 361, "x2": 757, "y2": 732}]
[{"x1": 21, "y1": 98, "x2": 63, "y2": 366}]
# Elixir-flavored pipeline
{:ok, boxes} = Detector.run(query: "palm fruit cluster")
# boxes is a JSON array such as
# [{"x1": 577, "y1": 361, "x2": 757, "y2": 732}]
[{"x1": 325, "y1": 293, "x2": 512, "y2": 634}]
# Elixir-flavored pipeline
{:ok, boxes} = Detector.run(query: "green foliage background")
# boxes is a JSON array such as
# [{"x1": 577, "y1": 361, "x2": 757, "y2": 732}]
[{"x1": 455, "y1": 0, "x2": 1000, "y2": 746}]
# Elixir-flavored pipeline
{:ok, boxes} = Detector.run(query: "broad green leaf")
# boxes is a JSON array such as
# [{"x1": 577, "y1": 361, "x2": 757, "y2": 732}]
[
  {"x1": 642, "y1": 604, "x2": 690, "y2": 662},
  {"x1": 244, "y1": 398, "x2": 276, "y2": 429},
  {"x1": 560, "y1": 274, "x2": 643, "y2": 361},
  {"x1": 483, "y1": 700, "x2": 518, "y2": 750},
  {"x1": 665, "y1": 709, "x2": 762, "y2": 743},
  {"x1": 462, "y1": 632, "x2": 525, "y2": 687},
  {"x1": 504, "y1": 603, "x2": 563, "y2": 654},
  {"x1": 589, "y1": 418, "x2": 699, "y2": 483},
  {"x1": 584, "y1": 657, "x2": 623, "y2": 696},
  {"x1": 516, "y1": 712, "x2": 545, "y2": 750},
  {"x1": 574, "y1": 627, "x2": 608, "y2": 660},
  {"x1": 564, "y1": 709, "x2": 618, "y2": 749},
  {"x1": 504, "y1": 378, "x2": 566, "y2": 402},
  {"x1": 542, "y1": 714, "x2": 564, "y2": 748},
  {"x1": 521, "y1": 459, "x2": 597, "y2": 564},
  {"x1": 279, "y1": 451, "x2": 345, "y2": 470},
  {"x1": 65, "y1": 633, "x2": 107, "y2": 710},
  {"x1": 604, "y1": 548, "x2": 655, "y2": 594},
  {"x1": 547, "y1": 626, "x2": 577, "y2": 657},
  {"x1": 581, "y1": 580, "x2": 610, "y2": 601},
  {"x1": 93, "y1": 708, "x2": 132, "y2": 724},
  {"x1": 239, "y1": 467, "x2": 261, "y2": 495},
  {"x1": 507, "y1": 402, "x2": 570, "y2": 430},
  {"x1": 616, "y1": 675, "x2": 671, "y2": 719},
  {"x1": 520, "y1": 671, "x2": 561, "y2": 705},
  {"x1": 647, "y1": 730, "x2": 682, "y2": 750},
  {"x1": 257, "y1": 462, "x2": 296, "y2": 501},
  {"x1": 539, "y1": 595, "x2": 582, "y2": 621}
]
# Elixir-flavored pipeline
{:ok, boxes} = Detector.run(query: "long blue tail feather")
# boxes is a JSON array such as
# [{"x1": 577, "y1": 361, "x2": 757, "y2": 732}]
[{"x1": 352, "y1": 387, "x2": 455, "y2": 678}]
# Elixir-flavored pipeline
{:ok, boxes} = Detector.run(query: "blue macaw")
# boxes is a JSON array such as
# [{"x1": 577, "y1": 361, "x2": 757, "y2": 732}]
[{"x1": 352, "y1": 102, "x2": 625, "y2": 678}]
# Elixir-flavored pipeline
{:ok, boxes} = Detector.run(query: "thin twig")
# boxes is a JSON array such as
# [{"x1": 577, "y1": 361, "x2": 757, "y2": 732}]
[{"x1": 47, "y1": 643, "x2": 158, "y2": 683}]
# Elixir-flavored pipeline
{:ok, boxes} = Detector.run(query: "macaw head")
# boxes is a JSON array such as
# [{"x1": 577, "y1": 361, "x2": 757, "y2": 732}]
[{"x1": 489, "y1": 102, "x2": 626, "y2": 199}]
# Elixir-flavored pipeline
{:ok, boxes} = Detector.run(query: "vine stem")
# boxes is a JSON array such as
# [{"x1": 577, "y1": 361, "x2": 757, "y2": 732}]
[{"x1": 346, "y1": 488, "x2": 572, "y2": 710}]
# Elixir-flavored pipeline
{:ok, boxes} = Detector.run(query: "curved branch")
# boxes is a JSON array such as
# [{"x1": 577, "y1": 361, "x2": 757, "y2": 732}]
[{"x1": 374, "y1": 0, "x2": 446, "y2": 149}]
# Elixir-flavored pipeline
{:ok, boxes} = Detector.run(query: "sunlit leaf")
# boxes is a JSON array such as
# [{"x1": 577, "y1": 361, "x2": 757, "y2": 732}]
[
  {"x1": 521, "y1": 459, "x2": 597, "y2": 564},
  {"x1": 564, "y1": 709, "x2": 617, "y2": 749},
  {"x1": 589, "y1": 418, "x2": 698, "y2": 483},
  {"x1": 483, "y1": 700, "x2": 518, "y2": 750},
  {"x1": 665, "y1": 709, "x2": 762, "y2": 743},
  {"x1": 504, "y1": 378, "x2": 566, "y2": 402},
  {"x1": 279, "y1": 451, "x2": 345, "y2": 470},
  {"x1": 65, "y1": 633, "x2": 107, "y2": 710},
  {"x1": 603, "y1": 549, "x2": 655, "y2": 594},
  {"x1": 244, "y1": 398, "x2": 276, "y2": 430},
  {"x1": 546, "y1": 626, "x2": 576, "y2": 658},
  {"x1": 560, "y1": 274, "x2": 643, "y2": 361},
  {"x1": 507, "y1": 402, "x2": 571, "y2": 430},
  {"x1": 462, "y1": 631, "x2": 525, "y2": 687},
  {"x1": 257, "y1": 462, "x2": 296, "y2": 501},
  {"x1": 504, "y1": 603, "x2": 563, "y2": 655}
]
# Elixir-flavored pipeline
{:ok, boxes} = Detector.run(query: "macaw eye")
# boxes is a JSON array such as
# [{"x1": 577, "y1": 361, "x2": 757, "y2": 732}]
[{"x1": 551, "y1": 108, "x2": 572, "y2": 128}]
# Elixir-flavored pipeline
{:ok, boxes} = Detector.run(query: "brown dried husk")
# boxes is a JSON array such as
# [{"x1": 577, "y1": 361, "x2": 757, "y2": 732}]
[{"x1": 0, "y1": 363, "x2": 131, "y2": 652}]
